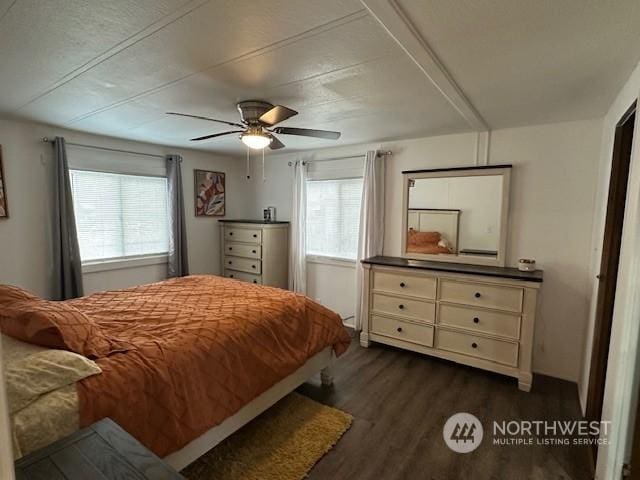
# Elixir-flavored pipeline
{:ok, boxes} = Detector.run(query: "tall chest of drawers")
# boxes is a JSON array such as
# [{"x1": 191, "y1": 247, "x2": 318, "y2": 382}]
[
  {"x1": 360, "y1": 256, "x2": 543, "y2": 391},
  {"x1": 219, "y1": 220, "x2": 289, "y2": 289}
]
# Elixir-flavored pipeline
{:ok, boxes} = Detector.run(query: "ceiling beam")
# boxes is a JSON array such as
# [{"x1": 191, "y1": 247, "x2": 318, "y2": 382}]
[{"x1": 361, "y1": 0, "x2": 489, "y2": 131}]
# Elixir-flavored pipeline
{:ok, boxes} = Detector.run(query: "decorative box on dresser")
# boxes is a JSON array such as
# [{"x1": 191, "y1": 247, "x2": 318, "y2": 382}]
[
  {"x1": 360, "y1": 256, "x2": 543, "y2": 391},
  {"x1": 219, "y1": 220, "x2": 289, "y2": 289}
]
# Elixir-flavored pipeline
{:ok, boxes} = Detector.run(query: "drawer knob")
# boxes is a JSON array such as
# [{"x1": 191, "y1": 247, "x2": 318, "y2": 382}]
[
  {"x1": 398, "y1": 304, "x2": 405, "y2": 310},
  {"x1": 229, "y1": 247, "x2": 232, "y2": 251},
  {"x1": 252, "y1": 250, "x2": 257, "y2": 254},
  {"x1": 474, "y1": 292, "x2": 481, "y2": 298},
  {"x1": 400, "y1": 282, "x2": 406, "y2": 288},
  {"x1": 473, "y1": 317, "x2": 480, "y2": 324},
  {"x1": 253, "y1": 280, "x2": 257, "y2": 284},
  {"x1": 228, "y1": 261, "x2": 232, "y2": 265},
  {"x1": 253, "y1": 234, "x2": 257, "y2": 238},
  {"x1": 471, "y1": 342, "x2": 478, "y2": 349},
  {"x1": 397, "y1": 327, "x2": 403, "y2": 333},
  {"x1": 229, "y1": 232, "x2": 233, "y2": 236},
  {"x1": 229, "y1": 274, "x2": 234, "y2": 278}
]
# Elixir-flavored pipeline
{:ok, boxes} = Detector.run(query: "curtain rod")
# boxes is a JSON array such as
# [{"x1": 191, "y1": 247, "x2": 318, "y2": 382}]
[
  {"x1": 42, "y1": 137, "x2": 166, "y2": 160},
  {"x1": 287, "y1": 150, "x2": 392, "y2": 166}
]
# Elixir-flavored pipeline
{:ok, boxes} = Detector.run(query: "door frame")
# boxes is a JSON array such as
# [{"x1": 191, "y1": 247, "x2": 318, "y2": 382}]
[
  {"x1": 585, "y1": 101, "x2": 636, "y2": 463},
  {"x1": 591, "y1": 92, "x2": 640, "y2": 480}
]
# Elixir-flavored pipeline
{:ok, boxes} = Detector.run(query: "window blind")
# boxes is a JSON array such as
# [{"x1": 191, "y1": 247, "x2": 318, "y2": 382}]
[
  {"x1": 306, "y1": 177, "x2": 363, "y2": 260},
  {"x1": 70, "y1": 170, "x2": 169, "y2": 262}
]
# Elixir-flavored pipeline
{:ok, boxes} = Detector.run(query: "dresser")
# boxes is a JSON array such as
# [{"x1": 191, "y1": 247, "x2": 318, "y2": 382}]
[
  {"x1": 219, "y1": 220, "x2": 289, "y2": 289},
  {"x1": 360, "y1": 256, "x2": 543, "y2": 391}
]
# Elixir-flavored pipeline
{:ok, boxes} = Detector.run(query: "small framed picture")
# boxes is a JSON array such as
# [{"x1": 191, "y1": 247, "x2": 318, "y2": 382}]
[
  {"x1": 0, "y1": 146, "x2": 7, "y2": 219},
  {"x1": 194, "y1": 169, "x2": 225, "y2": 217}
]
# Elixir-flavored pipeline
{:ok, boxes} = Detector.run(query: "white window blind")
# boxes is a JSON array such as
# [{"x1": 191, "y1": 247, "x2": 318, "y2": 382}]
[
  {"x1": 70, "y1": 170, "x2": 169, "y2": 262},
  {"x1": 306, "y1": 177, "x2": 363, "y2": 260}
]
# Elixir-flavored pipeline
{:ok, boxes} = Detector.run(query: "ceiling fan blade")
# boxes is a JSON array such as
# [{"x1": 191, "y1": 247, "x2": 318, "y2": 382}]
[
  {"x1": 272, "y1": 127, "x2": 341, "y2": 140},
  {"x1": 190, "y1": 130, "x2": 243, "y2": 142},
  {"x1": 259, "y1": 105, "x2": 298, "y2": 126},
  {"x1": 268, "y1": 134, "x2": 285, "y2": 150},
  {"x1": 167, "y1": 112, "x2": 244, "y2": 128}
]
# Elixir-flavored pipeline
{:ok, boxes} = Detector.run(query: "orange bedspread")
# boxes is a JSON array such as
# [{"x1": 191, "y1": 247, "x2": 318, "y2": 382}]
[{"x1": 68, "y1": 275, "x2": 351, "y2": 457}]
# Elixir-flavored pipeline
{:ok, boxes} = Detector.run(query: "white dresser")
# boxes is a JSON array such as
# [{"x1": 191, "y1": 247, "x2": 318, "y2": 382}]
[
  {"x1": 219, "y1": 220, "x2": 289, "y2": 289},
  {"x1": 360, "y1": 256, "x2": 542, "y2": 391}
]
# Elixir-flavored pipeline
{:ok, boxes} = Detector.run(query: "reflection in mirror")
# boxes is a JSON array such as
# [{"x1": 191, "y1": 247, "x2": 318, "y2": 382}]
[{"x1": 405, "y1": 173, "x2": 506, "y2": 263}]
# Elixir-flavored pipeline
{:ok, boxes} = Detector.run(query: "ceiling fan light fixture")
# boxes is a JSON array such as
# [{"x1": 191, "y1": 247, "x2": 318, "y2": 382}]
[{"x1": 241, "y1": 132, "x2": 272, "y2": 150}]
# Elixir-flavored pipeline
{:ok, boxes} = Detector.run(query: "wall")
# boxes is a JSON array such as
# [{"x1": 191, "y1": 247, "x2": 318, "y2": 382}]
[
  {"x1": 307, "y1": 261, "x2": 357, "y2": 321},
  {"x1": 578, "y1": 62, "x2": 640, "y2": 479},
  {"x1": 0, "y1": 116, "x2": 252, "y2": 298},
  {"x1": 249, "y1": 118, "x2": 602, "y2": 382}
]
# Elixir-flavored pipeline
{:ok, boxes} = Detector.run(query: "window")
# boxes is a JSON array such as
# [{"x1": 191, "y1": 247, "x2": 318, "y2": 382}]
[
  {"x1": 306, "y1": 178, "x2": 363, "y2": 261},
  {"x1": 70, "y1": 170, "x2": 169, "y2": 262}
]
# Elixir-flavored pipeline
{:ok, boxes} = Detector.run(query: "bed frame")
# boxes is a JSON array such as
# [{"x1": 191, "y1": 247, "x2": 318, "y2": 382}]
[
  {"x1": 407, "y1": 208, "x2": 460, "y2": 252},
  {"x1": 163, "y1": 347, "x2": 335, "y2": 471}
]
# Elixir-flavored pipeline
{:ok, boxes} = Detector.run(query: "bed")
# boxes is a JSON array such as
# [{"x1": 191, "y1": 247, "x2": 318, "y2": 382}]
[
  {"x1": 0, "y1": 275, "x2": 351, "y2": 470},
  {"x1": 406, "y1": 208, "x2": 459, "y2": 255}
]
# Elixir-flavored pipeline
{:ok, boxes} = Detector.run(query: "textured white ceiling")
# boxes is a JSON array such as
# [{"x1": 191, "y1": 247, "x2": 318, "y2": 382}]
[
  {"x1": 0, "y1": 0, "x2": 639, "y2": 155},
  {"x1": 396, "y1": 0, "x2": 640, "y2": 129}
]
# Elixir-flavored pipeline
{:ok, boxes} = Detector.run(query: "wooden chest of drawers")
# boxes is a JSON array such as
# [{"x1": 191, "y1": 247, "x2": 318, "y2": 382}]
[
  {"x1": 219, "y1": 221, "x2": 289, "y2": 289},
  {"x1": 360, "y1": 257, "x2": 542, "y2": 391}
]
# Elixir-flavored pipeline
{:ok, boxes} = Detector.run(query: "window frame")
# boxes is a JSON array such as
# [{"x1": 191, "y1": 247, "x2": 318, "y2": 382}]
[
  {"x1": 305, "y1": 254, "x2": 356, "y2": 267},
  {"x1": 69, "y1": 168, "x2": 170, "y2": 270},
  {"x1": 81, "y1": 253, "x2": 169, "y2": 274},
  {"x1": 305, "y1": 175, "x2": 363, "y2": 265}
]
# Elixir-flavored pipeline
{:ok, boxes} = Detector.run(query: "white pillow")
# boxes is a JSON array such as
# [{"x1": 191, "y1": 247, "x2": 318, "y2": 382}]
[
  {"x1": 5, "y1": 348, "x2": 101, "y2": 414},
  {"x1": 438, "y1": 237, "x2": 452, "y2": 250}
]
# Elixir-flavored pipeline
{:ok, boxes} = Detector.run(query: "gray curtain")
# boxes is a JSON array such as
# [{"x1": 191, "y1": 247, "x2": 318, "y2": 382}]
[
  {"x1": 52, "y1": 137, "x2": 84, "y2": 300},
  {"x1": 167, "y1": 155, "x2": 189, "y2": 277}
]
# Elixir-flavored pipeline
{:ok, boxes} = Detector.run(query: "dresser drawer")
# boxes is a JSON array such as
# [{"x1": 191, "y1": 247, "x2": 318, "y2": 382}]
[
  {"x1": 439, "y1": 279, "x2": 523, "y2": 313},
  {"x1": 225, "y1": 256, "x2": 262, "y2": 274},
  {"x1": 225, "y1": 243, "x2": 261, "y2": 259},
  {"x1": 224, "y1": 228, "x2": 262, "y2": 244},
  {"x1": 371, "y1": 315, "x2": 434, "y2": 347},
  {"x1": 372, "y1": 293, "x2": 435, "y2": 323},
  {"x1": 436, "y1": 328, "x2": 519, "y2": 367},
  {"x1": 438, "y1": 304, "x2": 521, "y2": 340},
  {"x1": 373, "y1": 270, "x2": 436, "y2": 299},
  {"x1": 224, "y1": 269, "x2": 262, "y2": 284}
]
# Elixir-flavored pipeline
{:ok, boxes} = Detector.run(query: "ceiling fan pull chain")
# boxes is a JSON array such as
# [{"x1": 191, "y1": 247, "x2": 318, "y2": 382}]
[
  {"x1": 262, "y1": 148, "x2": 266, "y2": 183},
  {"x1": 246, "y1": 147, "x2": 251, "y2": 179}
]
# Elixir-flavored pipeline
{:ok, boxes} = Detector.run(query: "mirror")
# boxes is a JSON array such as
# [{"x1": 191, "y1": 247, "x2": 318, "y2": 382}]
[{"x1": 402, "y1": 166, "x2": 511, "y2": 266}]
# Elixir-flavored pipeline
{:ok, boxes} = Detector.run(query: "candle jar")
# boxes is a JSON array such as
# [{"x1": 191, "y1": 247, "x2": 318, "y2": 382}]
[{"x1": 518, "y1": 258, "x2": 536, "y2": 272}]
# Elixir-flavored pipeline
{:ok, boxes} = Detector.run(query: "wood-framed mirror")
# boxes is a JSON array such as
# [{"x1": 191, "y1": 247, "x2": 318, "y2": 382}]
[{"x1": 401, "y1": 165, "x2": 512, "y2": 267}]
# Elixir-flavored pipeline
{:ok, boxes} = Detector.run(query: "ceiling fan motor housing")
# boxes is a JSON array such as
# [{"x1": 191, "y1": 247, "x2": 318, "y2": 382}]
[{"x1": 237, "y1": 100, "x2": 274, "y2": 125}]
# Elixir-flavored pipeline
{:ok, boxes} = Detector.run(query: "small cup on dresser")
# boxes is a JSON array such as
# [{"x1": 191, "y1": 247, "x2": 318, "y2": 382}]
[{"x1": 518, "y1": 258, "x2": 536, "y2": 272}]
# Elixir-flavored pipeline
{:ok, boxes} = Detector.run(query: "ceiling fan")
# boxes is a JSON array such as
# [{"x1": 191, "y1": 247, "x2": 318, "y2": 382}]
[{"x1": 167, "y1": 100, "x2": 341, "y2": 150}]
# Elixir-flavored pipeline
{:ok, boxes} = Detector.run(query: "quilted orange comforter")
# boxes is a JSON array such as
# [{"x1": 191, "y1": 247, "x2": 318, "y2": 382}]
[{"x1": 68, "y1": 275, "x2": 351, "y2": 457}]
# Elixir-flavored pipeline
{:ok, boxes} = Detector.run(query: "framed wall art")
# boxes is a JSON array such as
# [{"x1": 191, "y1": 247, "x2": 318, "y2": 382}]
[{"x1": 194, "y1": 169, "x2": 225, "y2": 217}]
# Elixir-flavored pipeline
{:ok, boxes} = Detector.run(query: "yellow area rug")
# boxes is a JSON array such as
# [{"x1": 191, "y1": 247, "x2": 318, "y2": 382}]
[{"x1": 181, "y1": 392, "x2": 353, "y2": 480}]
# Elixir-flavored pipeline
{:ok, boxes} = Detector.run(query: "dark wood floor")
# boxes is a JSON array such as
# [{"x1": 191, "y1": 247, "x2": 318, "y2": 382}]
[{"x1": 298, "y1": 334, "x2": 593, "y2": 480}]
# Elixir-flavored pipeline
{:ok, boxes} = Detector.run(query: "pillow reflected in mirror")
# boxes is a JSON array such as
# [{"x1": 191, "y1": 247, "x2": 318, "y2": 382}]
[{"x1": 406, "y1": 228, "x2": 451, "y2": 255}]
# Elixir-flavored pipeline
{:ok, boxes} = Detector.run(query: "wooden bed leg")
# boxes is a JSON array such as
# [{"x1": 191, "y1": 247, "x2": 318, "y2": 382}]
[{"x1": 321, "y1": 366, "x2": 334, "y2": 387}]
